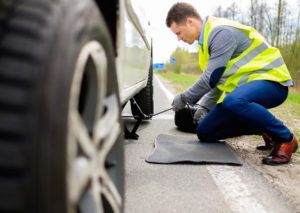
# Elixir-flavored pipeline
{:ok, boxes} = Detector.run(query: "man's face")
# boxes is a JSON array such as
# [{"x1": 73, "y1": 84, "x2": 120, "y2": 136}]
[{"x1": 170, "y1": 19, "x2": 197, "y2": 44}]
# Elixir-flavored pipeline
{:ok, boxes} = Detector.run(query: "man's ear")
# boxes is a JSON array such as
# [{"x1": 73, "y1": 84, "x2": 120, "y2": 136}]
[{"x1": 186, "y1": 17, "x2": 193, "y2": 26}]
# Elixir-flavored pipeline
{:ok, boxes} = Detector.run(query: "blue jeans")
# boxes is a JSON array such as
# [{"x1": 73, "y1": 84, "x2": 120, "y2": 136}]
[{"x1": 196, "y1": 80, "x2": 291, "y2": 142}]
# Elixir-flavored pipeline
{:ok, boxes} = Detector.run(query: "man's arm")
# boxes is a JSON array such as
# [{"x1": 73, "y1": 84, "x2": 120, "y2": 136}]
[
  {"x1": 199, "y1": 87, "x2": 222, "y2": 110},
  {"x1": 181, "y1": 26, "x2": 238, "y2": 104}
]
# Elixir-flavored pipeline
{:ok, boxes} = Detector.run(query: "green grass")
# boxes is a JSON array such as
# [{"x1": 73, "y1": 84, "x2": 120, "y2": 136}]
[
  {"x1": 253, "y1": 135, "x2": 261, "y2": 140},
  {"x1": 287, "y1": 93, "x2": 300, "y2": 104},
  {"x1": 156, "y1": 71, "x2": 198, "y2": 93},
  {"x1": 282, "y1": 90, "x2": 300, "y2": 118},
  {"x1": 294, "y1": 130, "x2": 300, "y2": 154},
  {"x1": 285, "y1": 88, "x2": 300, "y2": 106}
]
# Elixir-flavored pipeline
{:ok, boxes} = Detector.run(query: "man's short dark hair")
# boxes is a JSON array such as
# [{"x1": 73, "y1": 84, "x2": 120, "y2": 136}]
[{"x1": 166, "y1": 2, "x2": 201, "y2": 27}]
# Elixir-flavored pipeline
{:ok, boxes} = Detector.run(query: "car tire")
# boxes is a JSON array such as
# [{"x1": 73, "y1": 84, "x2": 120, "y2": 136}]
[
  {"x1": 0, "y1": 0, "x2": 123, "y2": 213},
  {"x1": 130, "y1": 58, "x2": 154, "y2": 119}
]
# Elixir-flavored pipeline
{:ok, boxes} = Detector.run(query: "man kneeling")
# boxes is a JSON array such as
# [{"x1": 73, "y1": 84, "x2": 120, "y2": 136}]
[{"x1": 167, "y1": 2, "x2": 298, "y2": 165}]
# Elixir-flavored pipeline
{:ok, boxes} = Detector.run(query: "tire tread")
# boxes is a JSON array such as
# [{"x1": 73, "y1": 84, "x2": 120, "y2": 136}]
[{"x1": 0, "y1": 1, "x2": 52, "y2": 212}]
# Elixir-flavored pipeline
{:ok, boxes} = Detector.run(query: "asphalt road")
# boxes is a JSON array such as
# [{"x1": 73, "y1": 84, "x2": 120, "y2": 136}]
[{"x1": 122, "y1": 75, "x2": 297, "y2": 213}]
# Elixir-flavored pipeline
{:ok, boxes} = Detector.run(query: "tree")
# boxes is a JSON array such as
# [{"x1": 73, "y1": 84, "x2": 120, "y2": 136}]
[
  {"x1": 250, "y1": 0, "x2": 259, "y2": 29},
  {"x1": 214, "y1": 6, "x2": 223, "y2": 17},
  {"x1": 166, "y1": 47, "x2": 202, "y2": 74}
]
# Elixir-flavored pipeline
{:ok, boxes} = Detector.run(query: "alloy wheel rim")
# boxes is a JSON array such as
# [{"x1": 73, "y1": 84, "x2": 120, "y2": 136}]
[{"x1": 67, "y1": 41, "x2": 122, "y2": 213}]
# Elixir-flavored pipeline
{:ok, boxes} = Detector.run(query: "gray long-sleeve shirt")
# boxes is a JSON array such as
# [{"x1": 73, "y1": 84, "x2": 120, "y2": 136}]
[{"x1": 182, "y1": 25, "x2": 253, "y2": 109}]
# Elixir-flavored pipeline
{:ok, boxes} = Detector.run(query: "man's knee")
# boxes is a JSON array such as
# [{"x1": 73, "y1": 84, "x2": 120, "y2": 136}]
[
  {"x1": 222, "y1": 94, "x2": 247, "y2": 112},
  {"x1": 196, "y1": 123, "x2": 216, "y2": 142}
]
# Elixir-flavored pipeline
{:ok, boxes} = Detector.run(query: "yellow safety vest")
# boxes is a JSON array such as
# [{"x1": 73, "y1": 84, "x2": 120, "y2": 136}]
[{"x1": 199, "y1": 16, "x2": 292, "y2": 103}]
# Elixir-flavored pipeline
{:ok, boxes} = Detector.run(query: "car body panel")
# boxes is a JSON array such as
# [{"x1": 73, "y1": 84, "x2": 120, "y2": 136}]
[{"x1": 116, "y1": 0, "x2": 152, "y2": 104}]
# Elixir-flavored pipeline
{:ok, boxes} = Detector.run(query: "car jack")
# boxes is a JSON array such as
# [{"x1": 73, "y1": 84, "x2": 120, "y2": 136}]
[{"x1": 123, "y1": 98, "x2": 172, "y2": 140}]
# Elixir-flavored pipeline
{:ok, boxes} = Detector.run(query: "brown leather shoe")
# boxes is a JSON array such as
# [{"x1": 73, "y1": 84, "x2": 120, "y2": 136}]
[
  {"x1": 262, "y1": 134, "x2": 298, "y2": 165},
  {"x1": 256, "y1": 133, "x2": 274, "y2": 150}
]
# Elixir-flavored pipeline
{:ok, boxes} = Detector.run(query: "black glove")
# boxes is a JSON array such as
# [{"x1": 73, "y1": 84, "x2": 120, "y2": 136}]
[{"x1": 193, "y1": 106, "x2": 209, "y2": 124}]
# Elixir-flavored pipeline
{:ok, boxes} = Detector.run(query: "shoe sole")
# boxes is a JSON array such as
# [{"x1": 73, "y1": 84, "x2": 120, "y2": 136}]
[
  {"x1": 256, "y1": 146, "x2": 273, "y2": 151},
  {"x1": 262, "y1": 158, "x2": 289, "y2": 165}
]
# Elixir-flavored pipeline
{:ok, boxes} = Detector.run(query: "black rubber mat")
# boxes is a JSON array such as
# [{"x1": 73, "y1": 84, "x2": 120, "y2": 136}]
[{"x1": 146, "y1": 134, "x2": 242, "y2": 165}]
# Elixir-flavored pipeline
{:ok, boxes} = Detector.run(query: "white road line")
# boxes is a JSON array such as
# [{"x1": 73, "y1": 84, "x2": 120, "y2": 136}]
[
  {"x1": 207, "y1": 166, "x2": 268, "y2": 213},
  {"x1": 157, "y1": 74, "x2": 269, "y2": 213},
  {"x1": 154, "y1": 75, "x2": 174, "y2": 102}
]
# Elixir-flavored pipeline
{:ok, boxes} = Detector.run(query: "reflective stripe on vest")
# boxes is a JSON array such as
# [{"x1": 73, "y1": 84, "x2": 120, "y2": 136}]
[{"x1": 198, "y1": 16, "x2": 292, "y2": 103}]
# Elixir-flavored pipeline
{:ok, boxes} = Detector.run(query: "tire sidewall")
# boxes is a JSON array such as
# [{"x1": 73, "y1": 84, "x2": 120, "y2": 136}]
[{"x1": 36, "y1": 0, "x2": 122, "y2": 212}]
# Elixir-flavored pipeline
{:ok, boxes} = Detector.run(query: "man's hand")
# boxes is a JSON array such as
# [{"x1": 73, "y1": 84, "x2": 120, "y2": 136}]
[
  {"x1": 193, "y1": 106, "x2": 209, "y2": 124},
  {"x1": 172, "y1": 94, "x2": 187, "y2": 111}
]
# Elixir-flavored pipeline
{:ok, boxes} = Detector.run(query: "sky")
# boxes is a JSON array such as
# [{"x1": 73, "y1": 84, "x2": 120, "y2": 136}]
[{"x1": 145, "y1": 0, "x2": 298, "y2": 64}]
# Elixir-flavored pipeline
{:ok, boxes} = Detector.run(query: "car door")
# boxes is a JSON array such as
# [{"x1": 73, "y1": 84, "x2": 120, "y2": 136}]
[{"x1": 116, "y1": 0, "x2": 152, "y2": 102}]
